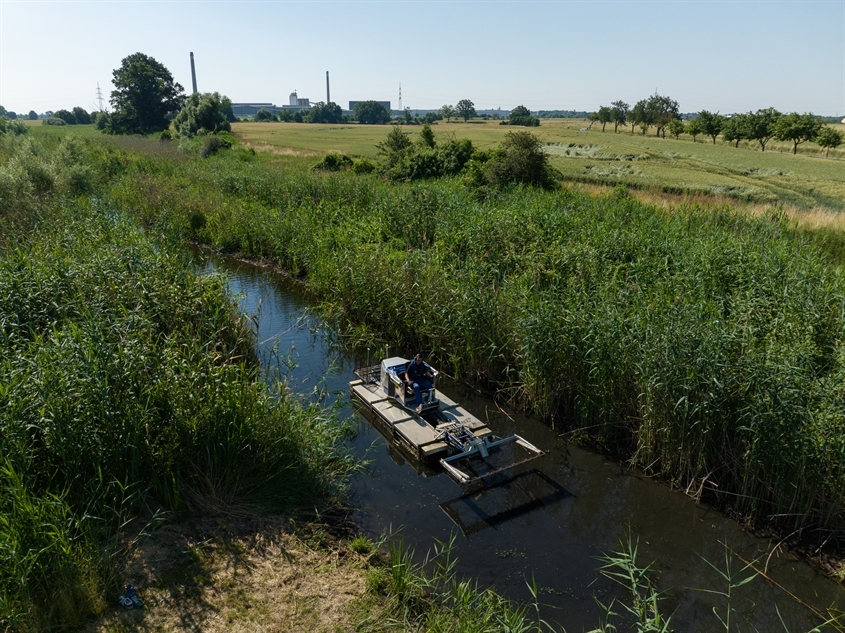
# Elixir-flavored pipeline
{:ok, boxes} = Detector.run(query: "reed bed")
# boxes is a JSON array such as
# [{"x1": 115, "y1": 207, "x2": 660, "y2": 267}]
[
  {"x1": 100, "y1": 140, "x2": 845, "y2": 547},
  {"x1": 0, "y1": 135, "x2": 356, "y2": 631}
]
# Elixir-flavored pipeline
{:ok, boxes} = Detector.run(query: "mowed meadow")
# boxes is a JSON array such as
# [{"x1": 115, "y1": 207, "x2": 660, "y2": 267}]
[{"x1": 236, "y1": 119, "x2": 845, "y2": 213}]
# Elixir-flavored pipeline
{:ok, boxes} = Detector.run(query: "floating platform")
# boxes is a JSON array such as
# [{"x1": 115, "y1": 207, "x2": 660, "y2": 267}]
[{"x1": 350, "y1": 378, "x2": 493, "y2": 463}]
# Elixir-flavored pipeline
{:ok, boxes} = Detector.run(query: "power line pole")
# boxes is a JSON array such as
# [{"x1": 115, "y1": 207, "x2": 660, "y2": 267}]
[
  {"x1": 95, "y1": 83, "x2": 105, "y2": 112},
  {"x1": 398, "y1": 83, "x2": 402, "y2": 113}
]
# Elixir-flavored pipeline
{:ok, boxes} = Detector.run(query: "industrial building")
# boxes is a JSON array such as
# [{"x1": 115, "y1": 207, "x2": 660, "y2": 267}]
[
  {"x1": 230, "y1": 102, "x2": 281, "y2": 117},
  {"x1": 231, "y1": 92, "x2": 312, "y2": 118},
  {"x1": 282, "y1": 91, "x2": 311, "y2": 111}
]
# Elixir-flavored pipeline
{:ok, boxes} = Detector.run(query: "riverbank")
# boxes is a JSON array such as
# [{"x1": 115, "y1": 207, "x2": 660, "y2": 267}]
[{"x1": 82, "y1": 515, "x2": 371, "y2": 633}]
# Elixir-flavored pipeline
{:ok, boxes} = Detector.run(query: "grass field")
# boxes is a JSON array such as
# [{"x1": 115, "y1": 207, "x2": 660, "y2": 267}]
[{"x1": 233, "y1": 119, "x2": 845, "y2": 212}]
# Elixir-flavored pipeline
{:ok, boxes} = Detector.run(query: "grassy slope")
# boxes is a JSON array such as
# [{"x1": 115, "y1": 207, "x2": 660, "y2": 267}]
[{"x1": 234, "y1": 119, "x2": 845, "y2": 211}]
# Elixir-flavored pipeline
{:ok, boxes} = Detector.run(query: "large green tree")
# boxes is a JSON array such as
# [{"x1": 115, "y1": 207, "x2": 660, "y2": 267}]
[
  {"x1": 306, "y1": 101, "x2": 343, "y2": 124},
  {"x1": 816, "y1": 126, "x2": 844, "y2": 158},
  {"x1": 721, "y1": 114, "x2": 748, "y2": 147},
  {"x1": 698, "y1": 110, "x2": 724, "y2": 144},
  {"x1": 597, "y1": 105, "x2": 612, "y2": 132},
  {"x1": 745, "y1": 107, "x2": 781, "y2": 152},
  {"x1": 508, "y1": 105, "x2": 539, "y2": 127},
  {"x1": 254, "y1": 108, "x2": 276, "y2": 122},
  {"x1": 629, "y1": 99, "x2": 647, "y2": 134},
  {"x1": 774, "y1": 112, "x2": 822, "y2": 154},
  {"x1": 172, "y1": 92, "x2": 233, "y2": 136},
  {"x1": 53, "y1": 109, "x2": 77, "y2": 125},
  {"x1": 439, "y1": 104, "x2": 455, "y2": 122},
  {"x1": 354, "y1": 100, "x2": 390, "y2": 124},
  {"x1": 645, "y1": 93, "x2": 679, "y2": 138},
  {"x1": 610, "y1": 100, "x2": 628, "y2": 133},
  {"x1": 108, "y1": 53, "x2": 185, "y2": 135},
  {"x1": 456, "y1": 99, "x2": 476, "y2": 122},
  {"x1": 685, "y1": 118, "x2": 703, "y2": 142},
  {"x1": 72, "y1": 107, "x2": 91, "y2": 125}
]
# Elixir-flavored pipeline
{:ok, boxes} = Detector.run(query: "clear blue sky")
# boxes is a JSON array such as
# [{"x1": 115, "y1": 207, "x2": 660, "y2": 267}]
[{"x1": 1, "y1": 0, "x2": 844, "y2": 116}]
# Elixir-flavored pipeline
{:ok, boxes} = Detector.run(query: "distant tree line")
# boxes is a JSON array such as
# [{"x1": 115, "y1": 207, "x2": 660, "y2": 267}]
[
  {"x1": 0, "y1": 106, "x2": 39, "y2": 120},
  {"x1": 51, "y1": 51, "x2": 844, "y2": 160},
  {"x1": 537, "y1": 110, "x2": 591, "y2": 119},
  {"x1": 587, "y1": 96, "x2": 843, "y2": 157}
]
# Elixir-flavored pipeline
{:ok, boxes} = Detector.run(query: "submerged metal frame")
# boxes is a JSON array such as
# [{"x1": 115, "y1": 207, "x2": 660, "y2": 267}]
[{"x1": 440, "y1": 435, "x2": 545, "y2": 485}]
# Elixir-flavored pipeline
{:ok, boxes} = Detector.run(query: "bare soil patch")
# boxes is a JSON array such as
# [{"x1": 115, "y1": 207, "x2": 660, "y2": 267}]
[{"x1": 83, "y1": 516, "x2": 369, "y2": 633}]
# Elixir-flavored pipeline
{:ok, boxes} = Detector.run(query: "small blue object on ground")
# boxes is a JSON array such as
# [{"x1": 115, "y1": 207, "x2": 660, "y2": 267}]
[{"x1": 118, "y1": 585, "x2": 143, "y2": 609}]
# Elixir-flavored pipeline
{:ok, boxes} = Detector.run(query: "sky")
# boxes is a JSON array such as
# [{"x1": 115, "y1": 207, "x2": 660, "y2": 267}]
[{"x1": 1, "y1": 0, "x2": 844, "y2": 116}]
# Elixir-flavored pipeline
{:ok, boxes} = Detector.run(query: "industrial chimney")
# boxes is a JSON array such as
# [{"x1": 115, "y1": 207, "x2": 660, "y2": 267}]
[
  {"x1": 190, "y1": 52, "x2": 198, "y2": 94},
  {"x1": 326, "y1": 71, "x2": 330, "y2": 104}
]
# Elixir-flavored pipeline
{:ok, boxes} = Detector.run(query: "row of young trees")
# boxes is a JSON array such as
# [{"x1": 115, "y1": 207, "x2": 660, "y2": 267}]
[
  {"x1": 590, "y1": 97, "x2": 844, "y2": 156},
  {"x1": 589, "y1": 95, "x2": 680, "y2": 137}
]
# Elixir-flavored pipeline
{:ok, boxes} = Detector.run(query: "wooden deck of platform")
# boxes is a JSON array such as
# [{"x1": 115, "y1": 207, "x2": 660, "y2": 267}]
[{"x1": 350, "y1": 379, "x2": 492, "y2": 462}]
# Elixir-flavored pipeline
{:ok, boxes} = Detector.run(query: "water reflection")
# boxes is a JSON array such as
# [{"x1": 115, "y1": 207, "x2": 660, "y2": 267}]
[{"x1": 198, "y1": 251, "x2": 845, "y2": 632}]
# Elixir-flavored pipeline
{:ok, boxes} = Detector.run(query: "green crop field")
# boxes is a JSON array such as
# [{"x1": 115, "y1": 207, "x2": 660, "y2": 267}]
[{"x1": 233, "y1": 119, "x2": 845, "y2": 212}]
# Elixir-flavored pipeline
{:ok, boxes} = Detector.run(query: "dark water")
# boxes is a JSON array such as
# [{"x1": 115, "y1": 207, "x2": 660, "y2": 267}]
[{"x1": 201, "y1": 252, "x2": 845, "y2": 632}]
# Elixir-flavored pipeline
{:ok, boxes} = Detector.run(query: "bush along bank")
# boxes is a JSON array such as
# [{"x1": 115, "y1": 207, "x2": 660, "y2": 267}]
[
  {"x1": 99, "y1": 133, "x2": 845, "y2": 551},
  {"x1": 0, "y1": 134, "x2": 356, "y2": 631}
]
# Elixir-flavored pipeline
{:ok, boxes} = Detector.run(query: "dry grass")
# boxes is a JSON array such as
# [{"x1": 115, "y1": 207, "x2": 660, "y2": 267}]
[
  {"x1": 83, "y1": 518, "x2": 368, "y2": 633},
  {"x1": 572, "y1": 180, "x2": 845, "y2": 232}
]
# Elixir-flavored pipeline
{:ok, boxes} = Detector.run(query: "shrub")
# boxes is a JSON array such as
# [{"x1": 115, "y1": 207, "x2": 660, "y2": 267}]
[
  {"x1": 254, "y1": 108, "x2": 276, "y2": 122},
  {"x1": 173, "y1": 92, "x2": 233, "y2": 137},
  {"x1": 312, "y1": 153, "x2": 353, "y2": 171},
  {"x1": 72, "y1": 107, "x2": 91, "y2": 125},
  {"x1": 0, "y1": 118, "x2": 28, "y2": 136},
  {"x1": 352, "y1": 158, "x2": 376, "y2": 174},
  {"x1": 53, "y1": 109, "x2": 77, "y2": 125},
  {"x1": 200, "y1": 134, "x2": 232, "y2": 158},
  {"x1": 41, "y1": 117, "x2": 66, "y2": 126},
  {"x1": 481, "y1": 131, "x2": 558, "y2": 190}
]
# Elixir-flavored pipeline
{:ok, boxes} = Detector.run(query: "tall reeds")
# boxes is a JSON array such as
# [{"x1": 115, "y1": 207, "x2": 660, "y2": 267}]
[
  {"x1": 103, "y1": 143, "x2": 845, "y2": 544},
  {"x1": 0, "y1": 134, "x2": 357, "y2": 630}
]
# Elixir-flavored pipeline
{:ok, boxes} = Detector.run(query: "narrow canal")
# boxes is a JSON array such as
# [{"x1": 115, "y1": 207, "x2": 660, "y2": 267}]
[{"x1": 201, "y1": 251, "x2": 845, "y2": 632}]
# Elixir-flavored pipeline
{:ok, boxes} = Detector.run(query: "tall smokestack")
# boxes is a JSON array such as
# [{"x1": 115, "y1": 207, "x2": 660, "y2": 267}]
[
  {"x1": 190, "y1": 52, "x2": 198, "y2": 94},
  {"x1": 326, "y1": 71, "x2": 330, "y2": 104}
]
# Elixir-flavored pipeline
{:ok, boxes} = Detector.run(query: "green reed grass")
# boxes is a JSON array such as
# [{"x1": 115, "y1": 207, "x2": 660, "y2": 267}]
[
  {"x1": 0, "y1": 134, "x2": 357, "y2": 631},
  {"x1": 360, "y1": 535, "x2": 546, "y2": 633},
  {"x1": 97, "y1": 140, "x2": 845, "y2": 547}
]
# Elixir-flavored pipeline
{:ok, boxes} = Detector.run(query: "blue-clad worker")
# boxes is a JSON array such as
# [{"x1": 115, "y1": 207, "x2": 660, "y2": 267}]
[{"x1": 404, "y1": 353, "x2": 434, "y2": 411}]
